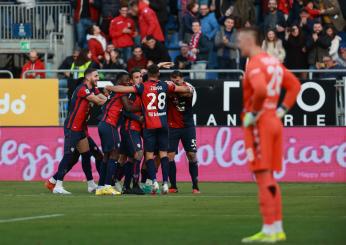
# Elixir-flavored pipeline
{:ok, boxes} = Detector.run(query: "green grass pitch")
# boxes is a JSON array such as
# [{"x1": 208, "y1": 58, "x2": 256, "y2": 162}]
[{"x1": 0, "y1": 182, "x2": 345, "y2": 244}]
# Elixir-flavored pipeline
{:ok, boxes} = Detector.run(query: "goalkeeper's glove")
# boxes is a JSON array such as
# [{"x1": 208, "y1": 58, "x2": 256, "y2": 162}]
[
  {"x1": 243, "y1": 112, "x2": 258, "y2": 128},
  {"x1": 276, "y1": 105, "x2": 288, "y2": 119}
]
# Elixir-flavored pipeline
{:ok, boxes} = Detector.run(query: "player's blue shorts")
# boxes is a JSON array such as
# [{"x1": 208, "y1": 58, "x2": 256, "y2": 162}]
[
  {"x1": 125, "y1": 130, "x2": 143, "y2": 156},
  {"x1": 98, "y1": 121, "x2": 120, "y2": 153},
  {"x1": 143, "y1": 127, "x2": 168, "y2": 152},
  {"x1": 168, "y1": 127, "x2": 197, "y2": 153},
  {"x1": 63, "y1": 128, "x2": 86, "y2": 154}
]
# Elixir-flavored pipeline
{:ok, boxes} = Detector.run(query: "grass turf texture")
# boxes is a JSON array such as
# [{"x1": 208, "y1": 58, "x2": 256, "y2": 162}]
[{"x1": 0, "y1": 182, "x2": 345, "y2": 245}]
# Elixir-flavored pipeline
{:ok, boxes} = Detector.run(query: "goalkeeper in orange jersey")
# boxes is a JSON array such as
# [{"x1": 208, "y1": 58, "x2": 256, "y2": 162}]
[{"x1": 237, "y1": 27, "x2": 301, "y2": 243}]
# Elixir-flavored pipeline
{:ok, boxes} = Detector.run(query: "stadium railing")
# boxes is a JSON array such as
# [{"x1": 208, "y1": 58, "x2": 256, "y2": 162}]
[
  {"x1": 12, "y1": 68, "x2": 346, "y2": 126},
  {"x1": 0, "y1": 70, "x2": 14, "y2": 78},
  {"x1": 0, "y1": 2, "x2": 71, "y2": 40}
]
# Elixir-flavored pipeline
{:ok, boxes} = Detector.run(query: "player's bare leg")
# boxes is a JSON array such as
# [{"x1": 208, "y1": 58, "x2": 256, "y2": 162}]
[{"x1": 242, "y1": 170, "x2": 277, "y2": 243}]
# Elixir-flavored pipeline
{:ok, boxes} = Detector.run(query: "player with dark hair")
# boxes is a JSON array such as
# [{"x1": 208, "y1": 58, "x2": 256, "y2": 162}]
[
  {"x1": 120, "y1": 68, "x2": 145, "y2": 195},
  {"x1": 237, "y1": 27, "x2": 301, "y2": 243},
  {"x1": 105, "y1": 64, "x2": 193, "y2": 194},
  {"x1": 51, "y1": 68, "x2": 107, "y2": 194},
  {"x1": 96, "y1": 73, "x2": 141, "y2": 195},
  {"x1": 167, "y1": 71, "x2": 199, "y2": 194}
]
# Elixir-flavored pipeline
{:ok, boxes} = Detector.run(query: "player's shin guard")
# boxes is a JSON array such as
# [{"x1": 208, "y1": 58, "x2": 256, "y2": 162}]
[
  {"x1": 169, "y1": 160, "x2": 177, "y2": 188},
  {"x1": 81, "y1": 151, "x2": 93, "y2": 181},
  {"x1": 105, "y1": 159, "x2": 117, "y2": 185},
  {"x1": 161, "y1": 157, "x2": 169, "y2": 183},
  {"x1": 189, "y1": 161, "x2": 199, "y2": 190},
  {"x1": 146, "y1": 159, "x2": 157, "y2": 181},
  {"x1": 98, "y1": 161, "x2": 107, "y2": 186},
  {"x1": 56, "y1": 153, "x2": 75, "y2": 181},
  {"x1": 124, "y1": 161, "x2": 134, "y2": 189}
]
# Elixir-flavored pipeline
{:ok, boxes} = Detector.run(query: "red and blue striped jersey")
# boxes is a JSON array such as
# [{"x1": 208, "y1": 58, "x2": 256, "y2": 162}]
[
  {"x1": 125, "y1": 93, "x2": 143, "y2": 132},
  {"x1": 134, "y1": 80, "x2": 175, "y2": 129},
  {"x1": 66, "y1": 83, "x2": 100, "y2": 132},
  {"x1": 168, "y1": 82, "x2": 195, "y2": 128},
  {"x1": 101, "y1": 92, "x2": 125, "y2": 127}
]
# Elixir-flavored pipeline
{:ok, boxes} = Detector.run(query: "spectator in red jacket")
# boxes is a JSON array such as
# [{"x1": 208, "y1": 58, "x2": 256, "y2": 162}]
[
  {"x1": 87, "y1": 24, "x2": 107, "y2": 66},
  {"x1": 71, "y1": 0, "x2": 100, "y2": 49},
  {"x1": 109, "y1": 5, "x2": 136, "y2": 62},
  {"x1": 21, "y1": 50, "x2": 45, "y2": 78},
  {"x1": 305, "y1": 1, "x2": 326, "y2": 19},
  {"x1": 127, "y1": 46, "x2": 148, "y2": 72},
  {"x1": 129, "y1": 0, "x2": 164, "y2": 42}
]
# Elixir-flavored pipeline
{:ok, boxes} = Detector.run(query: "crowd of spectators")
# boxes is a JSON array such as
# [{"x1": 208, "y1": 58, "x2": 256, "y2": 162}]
[{"x1": 20, "y1": 0, "x2": 346, "y2": 79}]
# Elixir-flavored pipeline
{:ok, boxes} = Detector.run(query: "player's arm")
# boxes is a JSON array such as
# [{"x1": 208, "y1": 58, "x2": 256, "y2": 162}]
[
  {"x1": 123, "y1": 111, "x2": 143, "y2": 123},
  {"x1": 276, "y1": 68, "x2": 301, "y2": 118},
  {"x1": 243, "y1": 68, "x2": 267, "y2": 127},
  {"x1": 86, "y1": 93, "x2": 107, "y2": 105},
  {"x1": 179, "y1": 82, "x2": 194, "y2": 97},
  {"x1": 121, "y1": 95, "x2": 141, "y2": 112},
  {"x1": 96, "y1": 93, "x2": 107, "y2": 101},
  {"x1": 172, "y1": 83, "x2": 194, "y2": 94},
  {"x1": 105, "y1": 85, "x2": 136, "y2": 94}
]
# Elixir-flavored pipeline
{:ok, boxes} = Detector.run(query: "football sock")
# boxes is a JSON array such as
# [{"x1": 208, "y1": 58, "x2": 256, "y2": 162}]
[
  {"x1": 274, "y1": 220, "x2": 283, "y2": 233},
  {"x1": 105, "y1": 159, "x2": 117, "y2": 185},
  {"x1": 133, "y1": 159, "x2": 141, "y2": 185},
  {"x1": 255, "y1": 172, "x2": 276, "y2": 228},
  {"x1": 53, "y1": 152, "x2": 79, "y2": 180},
  {"x1": 160, "y1": 157, "x2": 169, "y2": 183},
  {"x1": 124, "y1": 161, "x2": 134, "y2": 189},
  {"x1": 49, "y1": 177, "x2": 57, "y2": 184},
  {"x1": 55, "y1": 180, "x2": 63, "y2": 188},
  {"x1": 261, "y1": 224, "x2": 275, "y2": 235},
  {"x1": 146, "y1": 159, "x2": 157, "y2": 181},
  {"x1": 81, "y1": 151, "x2": 93, "y2": 181},
  {"x1": 141, "y1": 168, "x2": 148, "y2": 183},
  {"x1": 95, "y1": 158, "x2": 102, "y2": 176},
  {"x1": 98, "y1": 161, "x2": 107, "y2": 186},
  {"x1": 189, "y1": 161, "x2": 199, "y2": 189},
  {"x1": 274, "y1": 181, "x2": 283, "y2": 222},
  {"x1": 56, "y1": 153, "x2": 74, "y2": 181},
  {"x1": 117, "y1": 163, "x2": 125, "y2": 181},
  {"x1": 168, "y1": 160, "x2": 177, "y2": 188}
]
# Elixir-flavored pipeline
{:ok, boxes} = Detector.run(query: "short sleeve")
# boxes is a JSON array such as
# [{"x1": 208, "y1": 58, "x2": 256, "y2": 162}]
[
  {"x1": 134, "y1": 83, "x2": 144, "y2": 95},
  {"x1": 77, "y1": 86, "x2": 91, "y2": 98}
]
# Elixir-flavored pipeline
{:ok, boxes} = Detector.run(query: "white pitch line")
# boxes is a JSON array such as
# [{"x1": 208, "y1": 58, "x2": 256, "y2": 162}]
[{"x1": 0, "y1": 214, "x2": 64, "y2": 224}]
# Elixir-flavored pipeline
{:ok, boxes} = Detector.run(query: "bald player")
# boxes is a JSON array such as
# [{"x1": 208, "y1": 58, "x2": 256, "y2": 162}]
[{"x1": 237, "y1": 27, "x2": 301, "y2": 243}]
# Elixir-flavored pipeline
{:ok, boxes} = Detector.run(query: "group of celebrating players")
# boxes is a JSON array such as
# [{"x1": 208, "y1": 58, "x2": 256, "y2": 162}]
[
  {"x1": 45, "y1": 26, "x2": 302, "y2": 243},
  {"x1": 45, "y1": 64, "x2": 199, "y2": 196}
]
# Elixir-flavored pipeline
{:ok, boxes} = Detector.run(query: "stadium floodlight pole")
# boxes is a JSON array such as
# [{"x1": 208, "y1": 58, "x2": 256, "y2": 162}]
[{"x1": 0, "y1": 70, "x2": 14, "y2": 79}]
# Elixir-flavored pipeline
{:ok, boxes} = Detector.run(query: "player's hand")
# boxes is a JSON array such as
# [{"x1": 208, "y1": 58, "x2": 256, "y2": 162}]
[
  {"x1": 243, "y1": 112, "x2": 257, "y2": 128},
  {"x1": 276, "y1": 105, "x2": 288, "y2": 119}
]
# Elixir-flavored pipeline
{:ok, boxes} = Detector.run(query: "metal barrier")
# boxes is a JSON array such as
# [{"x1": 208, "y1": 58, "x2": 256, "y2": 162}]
[
  {"x1": 0, "y1": 70, "x2": 14, "y2": 78},
  {"x1": 0, "y1": 2, "x2": 71, "y2": 40},
  {"x1": 22, "y1": 69, "x2": 129, "y2": 79}
]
